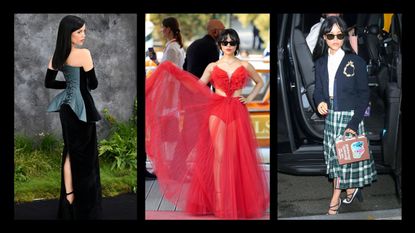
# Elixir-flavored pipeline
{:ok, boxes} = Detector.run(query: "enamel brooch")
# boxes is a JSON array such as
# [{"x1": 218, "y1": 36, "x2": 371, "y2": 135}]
[{"x1": 343, "y1": 61, "x2": 355, "y2": 77}]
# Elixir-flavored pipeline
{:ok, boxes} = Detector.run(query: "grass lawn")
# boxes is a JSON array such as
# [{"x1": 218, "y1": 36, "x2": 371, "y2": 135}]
[
  {"x1": 15, "y1": 159, "x2": 137, "y2": 203},
  {"x1": 15, "y1": 106, "x2": 137, "y2": 203},
  {"x1": 14, "y1": 134, "x2": 137, "y2": 203}
]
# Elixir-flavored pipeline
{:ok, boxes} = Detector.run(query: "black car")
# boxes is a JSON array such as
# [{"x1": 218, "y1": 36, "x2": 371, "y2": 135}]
[{"x1": 277, "y1": 14, "x2": 402, "y2": 198}]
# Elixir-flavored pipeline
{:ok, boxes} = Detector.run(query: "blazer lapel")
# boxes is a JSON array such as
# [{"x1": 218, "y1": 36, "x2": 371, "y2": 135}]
[{"x1": 322, "y1": 55, "x2": 329, "y2": 92}]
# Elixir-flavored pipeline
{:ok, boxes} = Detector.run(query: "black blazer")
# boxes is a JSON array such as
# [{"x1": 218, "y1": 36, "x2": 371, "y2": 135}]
[
  {"x1": 314, "y1": 53, "x2": 369, "y2": 132},
  {"x1": 183, "y1": 34, "x2": 219, "y2": 78}
]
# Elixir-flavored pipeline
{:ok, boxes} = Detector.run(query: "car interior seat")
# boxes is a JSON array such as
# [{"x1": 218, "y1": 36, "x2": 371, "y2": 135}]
[
  {"x1": 360, "y1": 14, "x2": 390, "y2": 98},
  {"x1": 291, "y1": 14, "x2": 317, "y2": 112}
]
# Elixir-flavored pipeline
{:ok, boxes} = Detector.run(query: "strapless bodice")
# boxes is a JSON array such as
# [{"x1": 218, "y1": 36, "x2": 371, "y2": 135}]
[
  {"x1": 47, "y1": 65, "x2": 100, "y2": 122},
  {"x1": 210, "y1": 65, "x2": 248, "y2": 96}
]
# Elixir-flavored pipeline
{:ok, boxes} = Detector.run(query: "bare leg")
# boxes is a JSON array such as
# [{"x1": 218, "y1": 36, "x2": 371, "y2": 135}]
[
  {"x1": 64, "y1": 154, "x2": 74, "y2": 204},
  {"x1": 345, "y1": 188, "x2": 356, "y2": 200},
  {"x1": 328, "y1": 178, "x2": 341, "y2": 215},
  {"x1": 209, "y1": 116, "x2": 225, "y2": 215}
]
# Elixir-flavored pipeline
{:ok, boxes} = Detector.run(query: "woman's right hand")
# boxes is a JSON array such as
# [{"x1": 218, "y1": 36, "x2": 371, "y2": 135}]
[
  {"x1": 148, "y1": 48, "x2": 157, "y2": 61},
  {"x1": 317, "y1": 102, "x2": 328, "y2": 115}
]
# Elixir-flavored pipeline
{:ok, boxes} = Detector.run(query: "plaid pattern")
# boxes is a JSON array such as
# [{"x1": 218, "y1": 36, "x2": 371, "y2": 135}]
[{"x1": 324, "y1": 100, "x2": 377, "y2": 189}]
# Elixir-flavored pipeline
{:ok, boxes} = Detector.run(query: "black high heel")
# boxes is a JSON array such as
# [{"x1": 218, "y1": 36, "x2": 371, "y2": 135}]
[
  {"x1": 62, "y1": 191, "x2": 75, "y2": 220},
  {"x1": 145, "y1": 170, "x2": 157, "y2": 180},
  {"x1": 342, "y1": 188, "x2": 363, "y2": 204},
  {"x1": 66, "y1": 191, "x2": 75, "y2": 203}
]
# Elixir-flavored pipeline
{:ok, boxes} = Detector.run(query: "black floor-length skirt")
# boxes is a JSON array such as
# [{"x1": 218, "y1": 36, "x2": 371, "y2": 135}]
[{"x1": 57, "y1": 104, "x2": 102, "y2": 219}]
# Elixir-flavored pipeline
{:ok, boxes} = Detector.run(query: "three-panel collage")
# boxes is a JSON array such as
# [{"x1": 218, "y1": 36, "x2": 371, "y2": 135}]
[{"x1": 12, "y1": 12, "x2": 402, "y2": 221}]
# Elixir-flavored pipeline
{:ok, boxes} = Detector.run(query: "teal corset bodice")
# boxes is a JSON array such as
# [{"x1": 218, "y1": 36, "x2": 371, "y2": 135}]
[{"x1": 47, "y1": 65, "x2": 87, "y2": 122}]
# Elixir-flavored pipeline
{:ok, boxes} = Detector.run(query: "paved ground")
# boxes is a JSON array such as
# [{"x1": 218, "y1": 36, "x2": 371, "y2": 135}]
[
  {"x1": 278, "y1": 173, "x2": 401, "y2": 219},
  {"x1": 279, "y1": 208, "x2": 401, "y2": 220}
]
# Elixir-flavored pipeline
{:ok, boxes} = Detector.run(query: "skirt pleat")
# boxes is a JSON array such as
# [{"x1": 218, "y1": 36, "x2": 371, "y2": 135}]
[{"x1": 323, "y1": 100, "x2": 377, "y2": 189}]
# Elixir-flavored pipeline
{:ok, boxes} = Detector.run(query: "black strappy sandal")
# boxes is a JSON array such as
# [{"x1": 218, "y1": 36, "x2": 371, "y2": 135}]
[
  {"x1": 62, "y1": 191, "x2": 75, "y2": 219},
  {"x1": 66, "y1": 191, "x2": 74, "y2": 202}
]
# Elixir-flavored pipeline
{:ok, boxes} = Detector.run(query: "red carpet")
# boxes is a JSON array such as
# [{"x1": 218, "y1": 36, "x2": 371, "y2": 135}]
[{"x1": 146, "y1": 211, "x2": 270, "y2": 220}]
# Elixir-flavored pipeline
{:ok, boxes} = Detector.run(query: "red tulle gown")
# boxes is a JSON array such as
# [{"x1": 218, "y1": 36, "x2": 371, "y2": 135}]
[{"x1": 146, "y1": 61, "x2": 269, "y2": 219}]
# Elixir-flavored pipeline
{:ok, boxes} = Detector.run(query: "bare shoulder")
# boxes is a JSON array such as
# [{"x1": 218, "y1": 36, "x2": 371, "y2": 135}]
[
  {"x1": 78, "y1": 48, "x2": 94, "y2": 71},
  {"x1": 241, "y1": 60, "x2": 254, "y2": 71},
  {"x1": 206, "y1": 62, "x2": 217, "y2": 71},
  {"x1": 77, "y1": 48, "x2": 92, "y2": 60},
  {"x1": 200, "y1": 62, "x2": 216, "y2": 83},
  {"x1": 80, "y1": 48, "x2": 92, "y2": 55}
]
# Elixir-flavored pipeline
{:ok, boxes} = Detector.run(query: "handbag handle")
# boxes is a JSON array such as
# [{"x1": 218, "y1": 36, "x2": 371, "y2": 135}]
[{"x1": 342, "y1": 130, "x2": 357, "y2": 141}]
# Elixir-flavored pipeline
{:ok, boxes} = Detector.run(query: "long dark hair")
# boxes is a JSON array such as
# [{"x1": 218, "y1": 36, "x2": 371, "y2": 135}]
[
  {"x1": 312, "y1": 16, "x2": 355, "y2": 61},
  {"x1": 217, "y1": 28, "x2": 240, "y2": 56},
  {"x1": 52, "y1": 15, "x2": 85, "y2": 70},
  {"x1": 162, "y1": 17, "x2": 183, "y2": 48}
]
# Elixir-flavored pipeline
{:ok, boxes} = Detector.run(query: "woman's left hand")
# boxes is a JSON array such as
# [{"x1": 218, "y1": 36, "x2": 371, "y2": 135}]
[
  {"x1": 344, "y1": 128, "x2": 356, "y2": 135},
  {"x1": 239, "y1": 96, "x2": 249, "y2": 104}
]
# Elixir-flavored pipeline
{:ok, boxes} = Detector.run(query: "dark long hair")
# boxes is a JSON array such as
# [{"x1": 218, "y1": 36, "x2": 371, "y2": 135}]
[
  {"x1": 217, "y1": 28, "x2": 240, "y2": 56},
  {"x1": 52, "y1": 15, "x2": 85, "y2": 70},
  {"x1": 162, "y1": 17, "x2": 183, "y2": 48},
  {"x1": 312, "y1": 16, "x2": 355, "y2": 61}
]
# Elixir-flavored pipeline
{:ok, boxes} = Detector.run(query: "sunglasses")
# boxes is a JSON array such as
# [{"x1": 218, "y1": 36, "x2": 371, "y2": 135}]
[
  {"x1": 220, "y1": 41, "x2": 237, "y2": 46},
  {"x1": 326, "y1": 33, "x2": 345, "y2": 40}
]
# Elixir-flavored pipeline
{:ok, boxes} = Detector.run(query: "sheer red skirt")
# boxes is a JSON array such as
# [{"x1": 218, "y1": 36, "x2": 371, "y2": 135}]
[{"x1": 146, "y1": 61, "x2": 269, "y2": 219}]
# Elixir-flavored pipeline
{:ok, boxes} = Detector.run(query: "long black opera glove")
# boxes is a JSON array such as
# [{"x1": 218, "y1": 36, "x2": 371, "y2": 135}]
[
  {"x1": 44, "y1": 68, "x2": 66, "y2": 89},
  {"x1": 85, "y1": 68, "x2": 98, "y2": 90}
]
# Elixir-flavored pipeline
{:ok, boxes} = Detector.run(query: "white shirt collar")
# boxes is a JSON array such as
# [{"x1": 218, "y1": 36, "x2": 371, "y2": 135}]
[
  {"x1": 327, "y1": 48, "x2": 345, "y2": 97},
  {"x1": 328, "y1": 48, "x2": 345, "y2": 59}
]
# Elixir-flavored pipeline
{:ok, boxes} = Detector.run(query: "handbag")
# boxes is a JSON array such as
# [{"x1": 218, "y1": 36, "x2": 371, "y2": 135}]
[{"x1": 335, "y1": 131, "x2": 370, "y2": 165}]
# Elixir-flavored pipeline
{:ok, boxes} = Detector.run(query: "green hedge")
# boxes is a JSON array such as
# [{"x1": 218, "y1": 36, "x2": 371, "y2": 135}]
[{"x1": 15, "y1": 99, "x2": 138, "y2": 203}]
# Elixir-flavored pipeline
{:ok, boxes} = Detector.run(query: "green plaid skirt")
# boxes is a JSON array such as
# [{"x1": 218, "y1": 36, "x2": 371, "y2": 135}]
[{"x1": 324, "y1": 100, "x2": 377, "y2": 189}]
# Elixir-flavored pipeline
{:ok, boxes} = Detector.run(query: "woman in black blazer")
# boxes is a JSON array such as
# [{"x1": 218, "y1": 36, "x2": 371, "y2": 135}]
[{"x1": 313, "y1": 16, "x2": 377, "y2": 215}]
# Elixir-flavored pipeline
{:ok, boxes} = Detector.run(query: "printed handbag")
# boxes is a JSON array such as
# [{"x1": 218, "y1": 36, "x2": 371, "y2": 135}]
[{"x1": 335, "y1": 131, "x2": 370, "y2": 165}]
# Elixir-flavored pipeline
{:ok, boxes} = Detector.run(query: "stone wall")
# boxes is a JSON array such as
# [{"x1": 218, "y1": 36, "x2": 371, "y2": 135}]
[{"x1": 14, "y1": 14, "x2": 137, "y2": 139}]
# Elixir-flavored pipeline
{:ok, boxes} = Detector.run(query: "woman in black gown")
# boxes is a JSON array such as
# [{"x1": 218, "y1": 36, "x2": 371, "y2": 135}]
[{"x1": 45, "y1": 15, "x2": 102, "y2": 220}]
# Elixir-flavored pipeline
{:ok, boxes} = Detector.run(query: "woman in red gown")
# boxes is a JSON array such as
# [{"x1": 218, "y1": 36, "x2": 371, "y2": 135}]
[{"x1": 146, "y1": 29, "x2": 269, "y2": 219}]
